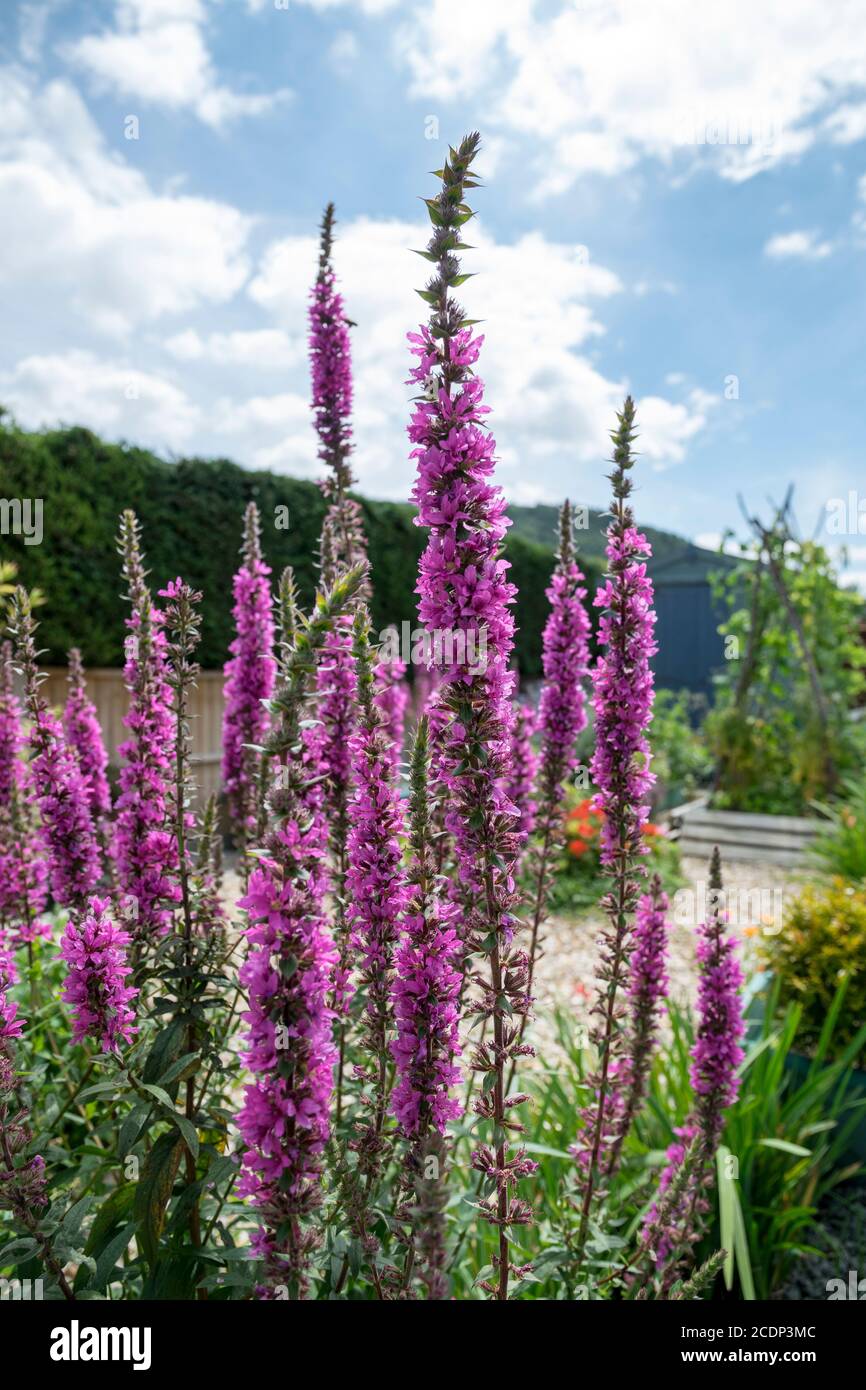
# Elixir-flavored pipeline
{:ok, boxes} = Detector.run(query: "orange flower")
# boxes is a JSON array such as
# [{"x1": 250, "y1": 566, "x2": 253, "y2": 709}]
[
  {"x1": 576, "y1": 821, "x2": 596, "y2": 839},
  {"x1": 568, "y1": 838, "x2": 589, "y2": 857},
  {"x1": 642, "y1": 822, "x2": 664, "y2": 837}
]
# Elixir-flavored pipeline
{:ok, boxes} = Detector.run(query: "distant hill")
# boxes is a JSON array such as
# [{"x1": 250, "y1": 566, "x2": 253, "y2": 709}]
[{"x1": 506, "y1": 502, "x2": 704, "y2": 568}]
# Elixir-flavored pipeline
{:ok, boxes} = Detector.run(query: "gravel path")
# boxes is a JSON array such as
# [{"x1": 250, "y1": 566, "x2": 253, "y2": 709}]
[{"x1": 526, "y1": 854, "x2": 801, "y2": 1071}]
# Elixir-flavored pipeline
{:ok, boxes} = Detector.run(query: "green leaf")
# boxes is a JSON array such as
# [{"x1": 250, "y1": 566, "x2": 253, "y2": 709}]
[
  {"x1": 167, "y1": 1112, "x2": 200, "y2": 1162},
  {"x1": 90, "y1": 1222, "x2": 137, "y2": 1293},
  {"x1": 61, "y1": 1195, "x2": 93, "y2": 1244},
  {"x1": 134, "y1": 1131, "x2": 184, "y2": 1268},
  {"x1": 758, "y1": 1138, "x2": 812, "y2": 1157}
]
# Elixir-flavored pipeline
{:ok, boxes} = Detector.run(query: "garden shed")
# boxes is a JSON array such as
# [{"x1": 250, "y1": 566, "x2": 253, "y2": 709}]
[{"x1": 648, "y1": 546, "x2": 741, "y2": 697}]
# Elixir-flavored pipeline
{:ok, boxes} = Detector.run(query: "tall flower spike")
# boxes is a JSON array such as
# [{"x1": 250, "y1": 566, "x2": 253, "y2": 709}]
[
  {"x1": 507, "y1": 502, "x2": 590, "y2": 1085},
  {"x1": 63, "y1": 648, "x2": 111, "y2": 822},
  {"x1": 236, "y1": 561, "x2": 366, "y2": 1298},
  {"x1": 373, "y1": 655, "x2": 409, "y2": 767},
  {"x1": 0, "y1": 640, "x2": 48, "y2": 944},
  {"x1": 114, "y1": 512, "x2": 180, "y2": 952},
  {"x1": 222, "y1": 501, "x2": 277, "y2": 860},
  {"x1": 505, "y1": 700, "x2": 539, "y2": 867},
  {"x1": 391, "y1": 717, "x2": 462, "y2": 1138},
  {"x1": 573, "y1": 398, "x2": 657, "y2": 1261},
  {"x1": 308, "y1": 205, "x2": 368, "y2": 1115},
  {"x1": 310, "y1": 200, "x2": 368, "y2": 585},
  {"x1": 60, "y1": 895, "x2": 137, "y2": 1053},
  {"x1": 346, "y1": 610, "x2": 409, "y2": 1112},
  {"x1": 335, "y1": 609, "x2": 411, "y2": 1279},
  {"x1": 605, "y1": 873, "x2": 670, "y2": 1177},
  {"x1": 407, "y1": 133, "x2": 535, "y2": 1301},
  {"x1": 8, "y1": 590, "x2": 102, "y2": 912},
  {"x1": 640, "y1": 848, "x2": 744, "y2": 1277}
]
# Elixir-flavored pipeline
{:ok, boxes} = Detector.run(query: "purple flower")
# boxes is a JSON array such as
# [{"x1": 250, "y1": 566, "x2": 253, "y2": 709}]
[
  {"x1": 114, "y1": 512, "x2": 181, "y2": 943},
  {"x1": 60, "y1": 895, "x2": 137, "y2": 1052},
  {"x1": 574, "y1": 399, "x2": 657, "y2": 1257},
  {"x1": 537, "y1": 500, "x2": 591, "y2": 806},
  {"x1": 505, "y1": 700, "x2": 539, "y2": 851},
  {"x1": 373, "y1": 657, "x2": 409, "y2": 767},
  {"x1": 0, "y1": 641, "x2": 49, "y2": 941},
  {"x1": 605, "y1": 874, "x2": 670, "y2": 1177},
  {"x1": 234, "y1": 563, "x2": 365, "y2": 1297},
  {"x1": 8, "y1": 594, "x2": 102, "y2": 912},
  {"x1": 642, "y1": 848, "x2": 744, "y2": 1269},
  {"x1": 222, "y1": 502, "x2": 276, "y2": 847},
  {"x1": 391, "y1": 718, "x2": 462, "y2": 1139},
  {"x1": 346, "y1": 617, "x2": 410, "y2": 1092},
  {"x1": 63, "y1": 648, "x2": 111, "y2": 821},
  {"x1": 407, "y1": 134, "x2": 534, "y2": 1299}
]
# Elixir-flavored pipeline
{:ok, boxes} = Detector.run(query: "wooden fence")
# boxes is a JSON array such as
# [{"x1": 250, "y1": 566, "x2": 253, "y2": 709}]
[{"x1": 41, "y1": 668, "x2": 226, "y2": 809}]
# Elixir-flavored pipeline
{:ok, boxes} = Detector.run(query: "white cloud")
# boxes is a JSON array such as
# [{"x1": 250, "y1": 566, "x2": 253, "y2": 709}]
[
  {"x1": 242, "y1": 214, "x2": 709, "y2": 501},
  {"x1": 164, "y1": 329, "x2": 301, "y2": 369},
  {"x1": 66, "y1": 0, "x2": 291, "y2": 129},
  {"x1": 764, "y1": 229, "x2": 834, "y2": 261},
  {"x1": 0, "y1": 69, "x2": 252, "y2": 334},
  {"x1": 328, "y1": 31, "x2": 361, "y2": 74},
  {"x1": 394, "y1": 0, "x2": 866, "y2": 197},
  {"x1": 635, "y1": 393, "x2": 711, "y2": 469},
  {"x1": 1, "y1": 350, "x2": 199, "y2": 450}
]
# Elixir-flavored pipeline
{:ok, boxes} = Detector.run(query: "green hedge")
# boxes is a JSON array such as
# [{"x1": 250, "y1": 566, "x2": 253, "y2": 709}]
[{"x1": 0, "y1": 419, "x2": 600, "y2": 675}]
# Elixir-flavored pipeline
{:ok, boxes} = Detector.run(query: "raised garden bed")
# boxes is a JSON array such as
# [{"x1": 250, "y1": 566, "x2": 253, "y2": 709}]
[{"x1": 668, "y1": 796, "x2": 819, "y2": 867}]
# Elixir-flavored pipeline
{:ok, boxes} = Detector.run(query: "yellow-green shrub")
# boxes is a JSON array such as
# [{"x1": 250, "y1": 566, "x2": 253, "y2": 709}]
[{"x1": 765, "y1": 879, "x2": 866, "y2": 1062}]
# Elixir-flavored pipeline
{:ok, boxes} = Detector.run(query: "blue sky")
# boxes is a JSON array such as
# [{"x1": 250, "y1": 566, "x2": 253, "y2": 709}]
[{"x1": 1, "y1": 0, "x2": 865, "y2": 580}]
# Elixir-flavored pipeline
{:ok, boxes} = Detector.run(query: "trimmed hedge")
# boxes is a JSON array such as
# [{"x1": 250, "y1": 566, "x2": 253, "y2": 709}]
[{"x1": 0, "y1": 420, "x2": 600, "y2": 675}]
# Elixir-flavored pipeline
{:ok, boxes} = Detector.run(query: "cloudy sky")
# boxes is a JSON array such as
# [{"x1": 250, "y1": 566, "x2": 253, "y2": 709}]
[{"x1": 1, "y1": 0, "x2": 865, "y2": 576}]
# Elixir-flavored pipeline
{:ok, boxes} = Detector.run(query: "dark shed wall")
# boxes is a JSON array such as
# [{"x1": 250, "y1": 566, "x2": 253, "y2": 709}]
[{"x1": 652, "y1": 581, "x2": 727, "y2": 696}]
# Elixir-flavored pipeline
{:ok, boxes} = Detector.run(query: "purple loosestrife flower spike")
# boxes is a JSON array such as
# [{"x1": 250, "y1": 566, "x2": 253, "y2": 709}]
[
  {"x1": 114, "y1": 511, "x2": 180, "y2": 952},
  {"x1": 222, "y1": 502, "x2": 277, "y2": 858},
  {"x1": 507, "y1": 502, "x2": 590, "y2": 1085},
  {"x1": 63, "y1": 648, "x2": 111, "y2": 822},
  {"x1": 60, "y1": 895, "x2": 137, "y2": 1052},
  {"x1": 236, "y1": 561, "x2": 366, "y2": 1299},
  {"x1": 0, "y1": 955, "x2": 78, "y2": 1300},
  {"x1": 308, "y1": 206, "x2": 367, "y2": 1116},
  {"x1": 407, "y1": 133, "x2": 535, "y2": 1301},
  {"x1": 574, "y1": 399, "x2": 658, "y2": 1260},
  {"x1": 641, "y1": 848, "x2": 745, "y2": 1276},
  {"x1": 310, "y1": 201, "x2": 367, "y2": 585},
  {"x1": 0, "y1": 641, "x2": 48, "y2": 944},
  {"x1": 346, "y1": 610, "x2": 410, "y2": 1122},
  {"x1": 505, "y1": 700, "x2": 539, "y2": 865},
  {"x1": 8, "y1": 590, "x2": 102, "y2": 912},
  {"x1": 605, "y1": 873, "x2": 670, "y2": 1178},
  {"x1": 391, "y1": 716, "x2": 462, "y2": 1138},
  {"x1": 373, "y1": 655, "x2": 409, "y2": 766},
  {"x1": 390, "y1": 718, "x2": 461, "y2": 1299}
]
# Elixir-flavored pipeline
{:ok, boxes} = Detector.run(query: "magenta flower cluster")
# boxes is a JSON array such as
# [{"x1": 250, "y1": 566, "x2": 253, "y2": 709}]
[
  {"x1": 0, "y1": 643, "x2": 48, "y2": 942},
  {"x1": 60, "y1": 896, "x2": 137, "y2": 1052},
  {"x1": 589, "y1": 523, "x2": 657, "y2": 867},
  {"x1": 222, "y1": 504, "x2": 277, "y2": 841},
  {"x1": 114, "y1": 597, "x2": 180, "y2": 939},
  {"x1": 537, "y1": 517, "x2": 591, "y2": 797},
  {"x1": 345, "y1": 686, "x2": 410, "y2": 1069},
  {"x1": 391, "y1": 898, "x2": 462, "y2": 1136},
  {"x1": 237, "y1": 839, "x2": 337, "y2": 1278},
  {"x1": 505, "y1": 701, "x2": 539, "y2": 845},
  {"x1": 63, "y1": 649, "x2": 111, "y2": 821},
  {"x1": 29, "y1": 704, "x2": 102, "y2": 911}
]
